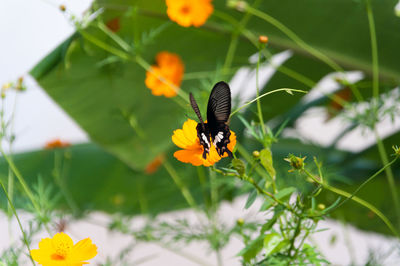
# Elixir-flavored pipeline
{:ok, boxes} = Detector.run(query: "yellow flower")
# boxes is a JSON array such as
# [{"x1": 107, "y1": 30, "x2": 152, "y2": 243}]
[
  {"x1": 172, "y1": 119, "x2": 236, "y2": 167},
  {"x1": 166, "y1": 0, "x2": 213, "y2": 27},
  {"x1": 145, "y1": 51, "x2": 184, "y2": 98},
  {"x1": 30, "y1": 232, "x2": 97, "y2": 266}
]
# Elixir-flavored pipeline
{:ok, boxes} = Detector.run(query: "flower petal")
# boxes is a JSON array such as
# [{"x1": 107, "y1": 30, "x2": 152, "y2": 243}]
[
  {"x1": 172, "y1": 129, "x2": 193, "y2": 148},
  {"x1": 174, "y1": 149, "x2": 203, "y2": 166},
  {"x1": 69, "y1": 238, "x2": 98, "y2": 262}
]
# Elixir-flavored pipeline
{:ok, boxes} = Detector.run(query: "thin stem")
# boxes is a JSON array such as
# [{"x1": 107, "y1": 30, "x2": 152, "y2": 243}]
[
  {"x1": 80, "y1": 29, "x2": 190, "y2": 106},
  {"x1": 374, "y1": 129, "x2": 400, "y2": 228},
  {"x1": 163, "y1": 160, "x2": 199, "y2": 211},
  {"x1": 197, "y1": 166, "x2": 210, "y2": 208},
  {"x1": 97, "y1": 21, "x2": 131, "y2": 52},
  {"x1": 209, "y1": 168, "x2": 219, "y2": 213},
  {"x1": 222, "y1": 0, "x2": 260, "y2": 74},
  {"x1": 303, "y1": 169, "x2": 399, "y2": 237},
  {"x1": 256, "y1": 49, "x2": 266, "y2": 135},
  {"x1": 53, "y1": 151, "x2": 80, "y2": 215},
  {"x1": 334, "y1": 155, "x2": 399, "y2": 210},
  {"x1": 243, "y1": 5, "x2": 364, "y2": 102},
  {"x1": 365, "y1": 0, "x2": 379, "y2": 98},
  {"x1": 0, "y1": 146, "x2": 41, "y2": 214},
  {"x1": 231, "y1": 88, "x2": 307, "y2": 116},
  {"x1": 0, "y1": 181, "x2": 35, "y2": 266}
]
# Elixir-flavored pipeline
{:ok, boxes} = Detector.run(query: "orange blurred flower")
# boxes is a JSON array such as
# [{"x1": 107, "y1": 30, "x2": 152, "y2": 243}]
[
  {"x1": 106, "y1": 17, "x2": 120, "y2": 32},
  {"x1": 145, "y1": 153, "x2": 165, "y2": 174},
  {"x1": 30, "y1": 232, "x2": 97, "y2": 266},
  {"x1": 145, "y1": 51, "x2": 184, "y2": 98},
  {"x1": 172, "y1": 119, "x2": 236, "y2": 167},
  {"x1": 45, "y1": 139, "x2": 70, "y2": 149},
  {"x1": 166, "y1": 0, "x2": 213, "y2": 27}
]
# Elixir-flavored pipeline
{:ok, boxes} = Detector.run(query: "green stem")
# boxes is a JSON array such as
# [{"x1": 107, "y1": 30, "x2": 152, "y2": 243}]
[
  {"x1": 197, "y1": 166, "x2": 210, "y2": 208},
  {"x1": 53, "y1": 151, "x2": 80, "y2": 215},
  {"x1": 256, "y1": 49, "x2": 266, "y2": 135},
  {"x1": 303, "y1": 169, "x2": 399, "y2": 236},
  {"x1": 97, "y1": 21, "x2": 131, "y2": 52},
  {"x1": 163, "y1": 160, "x2": 198, "y2": 211},
  {"x1": 0, "y1": 146, "x2": 40, "y2": 215},
  {"x1": 243, "y1": 5, "x2": 364, "y2": 102},
  {"x1": 365, "y1": 0, "x2": 379, "y2": 98},
  {"x1": 214, "y1": 10, "x2": 317, "y2": 89},
  {"x1": 231, "y1": 88, "x2": 307, "y2": 116},
  {"x1": 374, "y1": 129, "x2": 400, "y2": 228},
  {"x1": 80, "y1": 29, "x2": 190, "y2": 106},
  {"x1": 334, "y1": 155, "x2": 399, "y2": 210},
  {"x1": 79, "y1": 30, "x2": 131, "y2": 60},
  {"x1": 222, "y1": 0, "x2": 261, "y2": 73},
  {"x1": 0, "y1": 181, "x2": 35, "y2": 266},
  {"x1": 209, "y1": 168, "x2": 218, "y2": 213}
]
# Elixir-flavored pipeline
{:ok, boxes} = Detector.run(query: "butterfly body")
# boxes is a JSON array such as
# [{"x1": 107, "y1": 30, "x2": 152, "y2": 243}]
[{"x1": 190, "y1": 81, "x2": 233, "y2": 159}]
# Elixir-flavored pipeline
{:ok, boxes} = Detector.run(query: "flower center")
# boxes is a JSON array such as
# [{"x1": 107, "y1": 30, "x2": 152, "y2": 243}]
[
  {"x1": 51, "y1": 254, "x2": 65, "y2": 260},
  {"x1": 180, "y1": 5, "x2": 191, "y2": 15},
  {"x1": 52, "y1": 241, "x2": 71, "y2": 260}
]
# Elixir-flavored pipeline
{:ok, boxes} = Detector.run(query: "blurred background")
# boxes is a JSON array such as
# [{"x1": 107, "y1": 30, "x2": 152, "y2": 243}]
[{"x1": 1, "y1": 0, "x2": 400, "y2": 265}]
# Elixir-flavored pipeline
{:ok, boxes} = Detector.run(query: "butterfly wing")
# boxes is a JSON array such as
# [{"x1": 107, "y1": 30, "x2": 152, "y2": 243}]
[
  {"x1": 206, "y1": 81, "x2": 233, "y2": 157},
  {"x1": 207, "y1": 81, "x2": 231, "y2": 126}
]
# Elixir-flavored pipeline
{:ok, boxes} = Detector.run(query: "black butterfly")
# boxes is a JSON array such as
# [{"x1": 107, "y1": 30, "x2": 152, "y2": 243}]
[{"x1": 189, "y1": 81, "x2": 233, "y2": 159}]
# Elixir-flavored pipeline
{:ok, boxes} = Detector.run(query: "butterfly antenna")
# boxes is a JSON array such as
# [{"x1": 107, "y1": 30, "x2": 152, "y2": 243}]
[{"x1": 189, "y1": 93, "x2": 206, "y2": 131}]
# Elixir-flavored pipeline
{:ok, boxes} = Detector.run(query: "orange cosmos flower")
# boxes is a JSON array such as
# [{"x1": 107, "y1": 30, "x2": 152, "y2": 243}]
[
  {"x1": 145, "y1": 51, "x2": 184, "y2": 98},
  {"x1": 172, "y1": 119, "x2": 236, "y2": 167},
  {"x1": 45, "y1": 139, "x2": 70, "y2": 149},
  {"x1": 166, "y1": 0, "x2": 214, "y2": 27},
  {"x1": 30, "y1": 232, "x2": 97, "y2": 266}
]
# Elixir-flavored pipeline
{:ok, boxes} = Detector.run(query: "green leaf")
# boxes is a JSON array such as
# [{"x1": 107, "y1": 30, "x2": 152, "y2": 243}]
[
  {"x1": 263, "y1": 233, "x2": 282, "y2": 256},
  {"x1": 259, "y1": 148, "x2": 276, "y2": 179},
  {"x1": 259, "y1": 197, "x2": 275, "y2": 212},
  {"x1": 232, "y1": 158, "x2": 246, "y2": 176},
  {"x1": 275, "y1": 187, "x2": 296, "y2": 201},
  {"x1": 237, "y1": 235, "x2": 264, "y2": 262},
  {"x1": 244, "y1": 189, "x2": 258, "y2": 209}
]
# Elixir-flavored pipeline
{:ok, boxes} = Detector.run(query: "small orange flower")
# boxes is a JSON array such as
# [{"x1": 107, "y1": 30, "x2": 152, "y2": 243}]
[
  {"x1": 172, "y1": 119, "x2": 236, "y2": 167},
  {"x1": 106, "y1": 17, "x2": 120, "y2": 32},
  {"x1": 45, "y1": 139, "x2": 70, "y2": 149},
  {"x1": 30, "y1": 232, "x2": 97, "y2": 266},
  {"x1": 166, "y1": 0, "x2": 214, "y2": 27},
  {"x1": 145, "y1": 153, "x2": 165, "y2": 174},
  {"x1": 145, "y1": 52, "x2": 184, "y2": 98}
]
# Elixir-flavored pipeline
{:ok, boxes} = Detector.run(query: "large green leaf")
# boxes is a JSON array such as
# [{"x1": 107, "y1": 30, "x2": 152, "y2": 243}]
[
  {"x1": 30, "y1": 0, "x2": 400, "y2": 171},
  {"x1": 0, "y1": 144, "x2": 206, "y2": 215}
]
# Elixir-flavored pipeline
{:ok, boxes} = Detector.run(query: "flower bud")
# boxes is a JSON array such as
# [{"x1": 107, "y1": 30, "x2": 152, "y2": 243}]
[
  {"x1": 236, "y1": 218, "x2": 244, "y2": 226},
  {"x1": 284, "y1": 154, "x2": 306, "y2": 172},
  {"x1": 59, "y1": 5, "x2": 66, "y2": 12},
  {"x1": 317, "y1": 203, "x2": 325, "y2": 210},
  {"x1": 252, "y1": 150, "x2": 260, "y2": 158},
  {"x1": 227, "y1": 0, "x2": 248, "y2": 12},
  {"x1": 258, "y1": 35, "x2": 269, "y2": 44},
  {"x1": 393, "y1": 145, "x2": 400, "y2": 156}
]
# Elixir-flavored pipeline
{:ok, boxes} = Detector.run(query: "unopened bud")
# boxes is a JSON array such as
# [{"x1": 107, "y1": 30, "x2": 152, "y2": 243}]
[
  {"x1": 317, "y1": 203, "x2": 325, "y2": 210},
  {"x1": 393, "y1": 145, "x2": 400, "y2": 156},
  {"x1": 227, "y1": 0, "x2": 248, "y2": 12},
  {"x1": 237, "y1": 218, "x2": 244, "y2": 226},
  {"x1": 60, "y1": 5, "x2": 66, "y2": 12},
  {"x1": 259, "y1": 35, "x2": 269, "y2": 44},
  {"x1": 284, "y1": 154, "x2": 306, "y2": 172},
  {"x1": 252, "y1": 150, "x2": 260, "y2": 158}
]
